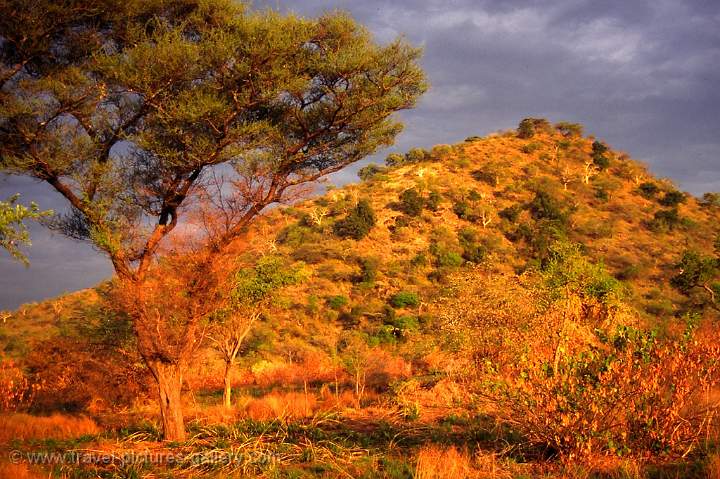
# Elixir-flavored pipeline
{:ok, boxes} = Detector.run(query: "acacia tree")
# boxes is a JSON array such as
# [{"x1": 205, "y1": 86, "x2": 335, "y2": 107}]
[{"x1": 0, "y1": 0, "x2": 426, "y2": 440}]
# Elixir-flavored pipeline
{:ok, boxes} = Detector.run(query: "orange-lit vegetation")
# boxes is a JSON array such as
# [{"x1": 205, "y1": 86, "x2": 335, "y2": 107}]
[{"x1": 2, "y1": 118, "x2": 720, "y2": 477}]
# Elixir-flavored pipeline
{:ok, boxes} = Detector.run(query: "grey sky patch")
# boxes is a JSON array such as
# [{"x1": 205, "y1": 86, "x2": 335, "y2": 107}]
[{"x1": 1, "y1": 0, "x2": 719, "y2": 309}]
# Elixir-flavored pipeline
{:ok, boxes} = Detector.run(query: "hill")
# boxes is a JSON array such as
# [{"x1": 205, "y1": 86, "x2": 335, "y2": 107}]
[{"x1": 2, "y1": 119, "x2": 720, "y2": 477}]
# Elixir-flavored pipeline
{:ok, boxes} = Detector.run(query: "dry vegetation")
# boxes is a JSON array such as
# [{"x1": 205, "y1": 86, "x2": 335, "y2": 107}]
[{"x1": 2, "y1": 121, "x2": 720, "y2": 477}]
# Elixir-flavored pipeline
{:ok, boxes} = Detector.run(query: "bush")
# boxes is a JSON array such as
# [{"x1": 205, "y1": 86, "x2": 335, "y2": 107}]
[
  {"x1": 405, "y1": 148, "x2": 429, "y2": 163},
  {"x1": 646, "y1": 208, "x2": 681, "y2": 232},
  {"x1": 660, "y1": 190, "x2": 686, "y2": 207},
  {"x1": 398, "y1": 188, "x2": 424, "y2": 217},
  {"x1": 700, "y1": 192, "x2": 720, "y2": 207},
  {"x1": 458, "y1": 227, "x2": 486, "y2": 264},
  {"x1": 517, "y1": 118, "x2": 550, "y2": 139},
  {"x1": 554, "y1": 121, "x2": 583, "y2": 137},
  {"x1": 357, "y1": 163, "x2": 387, "y2": 181},
  {"x1": 498, "y1": 204, "x2": 521, "y2": 222},
  {"x1": 327, "y1": 295, "x2": 349, "y2": 310},
  {"x1": 356, "y1": 256, "x2": 380, "y2": 285},
  {"x1": 638, "y1": 182, "x2": 660, "y2": 198},
  {"x1": 425, "y1": 191, "x2": 442, "y2": 211},
  {"x1": 528, "y1": 190, "x2": 567, "y2": 223},
  {"x1": 486, "y1": 326, "x2": 720, "y2": 459},
  {"x1": 333, "y1": 199, "x2": 376, "y2": 239},
  {"x1": 385, "y1": 153, "x2": 405, "y2": 167},
  {"x1": 390, "y1": 291, "x2": 420, "y2": 308},
  {"x1": 592, "y1": 140, "x2": 610, "y2": 170}
]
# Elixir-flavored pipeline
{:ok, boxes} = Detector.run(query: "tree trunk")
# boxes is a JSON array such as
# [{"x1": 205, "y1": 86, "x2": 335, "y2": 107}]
[
  {"x1": 222, "y1": 360, "x2": 233, "y2": 408},
  {"x1": 152, "y1": 361, "x2": 186, "y2": 441}
]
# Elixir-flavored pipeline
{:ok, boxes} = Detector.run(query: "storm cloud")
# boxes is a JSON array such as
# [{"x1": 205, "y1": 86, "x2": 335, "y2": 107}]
[{"x1": 1, "y1": 0, "x2": 719, "y2": 309}]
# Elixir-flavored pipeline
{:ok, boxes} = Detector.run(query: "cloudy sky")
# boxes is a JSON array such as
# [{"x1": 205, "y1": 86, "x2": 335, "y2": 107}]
[{"x1": 1, "y1": 0, "x2": 719, "y2": 309}]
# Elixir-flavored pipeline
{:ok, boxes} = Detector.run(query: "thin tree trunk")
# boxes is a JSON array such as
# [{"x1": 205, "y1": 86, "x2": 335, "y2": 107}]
[
  {"x1": 151, "y1": 361, "x2": 186, "y2": 441},
  {"x1": 222, "y1": 360, "x2": 233, "y2": 408}
]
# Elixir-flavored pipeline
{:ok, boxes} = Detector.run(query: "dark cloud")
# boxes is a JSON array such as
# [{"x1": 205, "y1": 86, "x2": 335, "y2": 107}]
[{"x1": 2, "y1": 0, "x2": 719, "y2": 309}]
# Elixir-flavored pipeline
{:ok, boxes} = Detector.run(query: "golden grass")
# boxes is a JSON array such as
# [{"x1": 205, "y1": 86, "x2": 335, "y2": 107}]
[
  {"x1": 0, "y1": 461, "x2": 46, "y2": 479},
  {"x1": 706, "y1": 453, "x2": 720, "y2": 479},
  {"x1": 0, "y1": 413, "x2": 99, "y2": 443},
  {"x1": 415, "y1": 445, "x2": 510, "y2": 479},
  {"x1": 240, "y1": 391, "x2": 318, "y2": 420}
]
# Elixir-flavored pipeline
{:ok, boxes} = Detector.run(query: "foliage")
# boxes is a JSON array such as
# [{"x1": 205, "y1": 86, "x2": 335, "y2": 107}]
[
  {"x1": 517, "y1": 118, "x2": 550, "y2": 139},
  {"x1": 659, "y1": 190, "x2": 686, "y2": 207},
  {"x1": 670, "y1": 249, "x2": 719, "y2": 308},
  {"x1": 554, "y1": 122, "x2": 584, "y2": 137},
  {"x1": 541, "y1": 241, "x2": 626, "y2": 306},
  {"x1": 398, "y1": 188, "x2": 424, "y2": 217},
  {"x1": 358, "y1": 163, "x2": 388, "y2": 182},
  {"x1": 0, "y1": 195, "x2": 51, "y2": 264},
  {"x1": 638, "y1": 182, "x2": 660, "y2": 198},
  {"x1": 700, "y1": 192, "x2": 720, "y2": 207},
  {"x1": 528, "y1": 190, "x2": 568, "y2": 224},
  {"x1": 591, "y1": 141, "x2": 610, "y2": 170},
  {"x1": 390, "y1": 291, "x2": 420, "y2": 308},
  {"x1": 333, "y1": 199, "x2": 377, "y2": 239},
  {"x1": 327, "y1": 295, "x2": 350, "y2": 310},
  {"x1": 486, "y1": 326, "x2": 720, "y2": 459},
  {"x1": 647, "y1": 208, "x2": 681, "y2": 232}
]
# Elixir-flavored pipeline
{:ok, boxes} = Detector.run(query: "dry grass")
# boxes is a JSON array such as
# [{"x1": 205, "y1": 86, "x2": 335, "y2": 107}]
[
  {"x1": 239, "y1": 391, "x2": 318, "y2": 420},
  {"x1": 415, "y1": 445, "x2": 510, "y2": 479},
  {"x1": 0, "y1": 461, "x2": 46, "y2": 479},
  {"x1": 0, "y1": 413, "x2": 99, "y2": 443},
  {"x1": 706, "y1": 453, "x2": 720, "y2": 479}
]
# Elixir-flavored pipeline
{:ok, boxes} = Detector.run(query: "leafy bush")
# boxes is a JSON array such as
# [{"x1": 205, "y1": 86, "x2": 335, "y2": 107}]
[
  {"x1": 356, "y1": 256, "x2": 380, "y2": 285},
  {"x1": 638, "y1": 182, "x2": 660, "y2": 198},
  {"x1": 398, "y1": 188, "x2": 424, "y2": 217},
  {"x1": 670, "y1": 250, "x2": 719, "y2": 308},
  {"x1": 528, "y1": 190, "x2": 567, "y2": 223},
  {"x1": 591, "y1": 141, "x2": 610, "y2": 170},
  {"x1": 498, "y1": 204, "x2": 521, "y2": 222},
  {"x1": 659, "y1": 190, "x2": 686, "y2": 207},
  {"x1": 458, "y1": 227, "x2": 486, "y2": 264},
  {"x1": 405, "y1": 147, "x2": 429, "y2": 163},
  {"x1": 700, "y1": 192, "x2": 720, "y2": 207},
  {"x1": 385, "y1": 153, "x2": 405, "y2": 167},
  {"x1": 646, "y1": 208, "x2": 681, "y2": 232},
  {"x1": 425, "y1": 191, "x2": 442, "y2": 211},
  {"x1": 554, "y1": 121, "x2": 584, "y2": 137},
  {"x1": 333, "y1": 199, "x2": 376, "y2": 239},
  {"x1": 486, "y1": 326, "x2": 720, "y2": 459},
  {"x1": 390, "y1": 291, "x2": 420, "y2": 308},
  {"x1": 327, "y1": 295, "x2": 349, "y2": 310},
  {"x1": 517, "y1": 118, "x2": 550, "y2": 139},
  {"x1": 358, "y1": 163, "x2": 387, "y2": 181}
]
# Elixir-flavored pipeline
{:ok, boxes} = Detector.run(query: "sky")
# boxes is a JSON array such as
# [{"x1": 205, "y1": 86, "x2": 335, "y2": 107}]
[{"x1": 1, "y1": 0, "x2": 719, "y2": 310}]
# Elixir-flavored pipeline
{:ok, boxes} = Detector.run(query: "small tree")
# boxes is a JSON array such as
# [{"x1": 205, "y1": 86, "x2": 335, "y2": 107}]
[
  {"x1": 671, "y1": 249, "x2": 719, "y2": 310},
  {"x1": 334, "y1": 199, "x2": 377, "y2": 239},
  {"x1": 398, "y1": 188, "x2": 424, "y2": 217},
  {"x1": 209, "y1": 256, "x2": 305, "y2": 408}
]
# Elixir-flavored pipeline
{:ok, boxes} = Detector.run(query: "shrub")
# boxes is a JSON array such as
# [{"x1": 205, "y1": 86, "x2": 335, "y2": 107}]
[
  {"x1": 528, "y1": 190, "x2": 567, "y2": 223},
  {"x1": 659, "y1": 190, "x2": 686, "y2": 207},
  {"x1": 464, "y1": 135, "x2": 482, "y2": 142},
  {"x1": 517, "y1": 118, "x2": 550, "y2": 139},
  {"x1": 592, "y1": 140, "x2": 610, "y2": 170},
  {"x1": 646, "y1": 208, "x2": 681, "y2": 232},
  {"x1": 554, "y1": 121, "x2": 584, "y2": 137},
  {"x1": 425, "y1": 191, "x2": 442, "y2": 211},
  {"x1": 700, "y1": 192, "x2": 720, "y2": 207},
  {"x1": 385, "y1": 153, "x2": 405, "y2": 167},
  {"x1": 486, "y1": 326, "x2": 720, "y2": 459},
  {"x1": 638, "y1": 182, "x2": 660, "y2": 198},
  {"x1": 327, "y1": 295, "x2": 349, "y2": 310},
  {"x1": 356, "y1": 256, "x2": 380, "y2": 284},
  {"x1": 498, "y1": 204, "x2": 521, "y2": 222},
  {"x1": 399, "y1": 188, "x2": 424, "y2": 217},
  {"x1": 333, "y1": 199, "x2": 376, "y2": 239},
  {"x1": 390, "y1": 291, "x2": 420, "y2": 308},
  {"x1": 405, "y1": 148, "x2": 429, "y2": 163},
  {"x1": 458, "y1": 227, "x2": 486, "y2": 264},
  {"x1": 357, "y1": 163, "x2": 387, "y2": 181}
]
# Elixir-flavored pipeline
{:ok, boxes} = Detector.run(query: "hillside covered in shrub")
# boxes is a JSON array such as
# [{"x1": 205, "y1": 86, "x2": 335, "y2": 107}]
[{"x1": 3, "y1": 119, "x2": 720, "y2": 477}]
